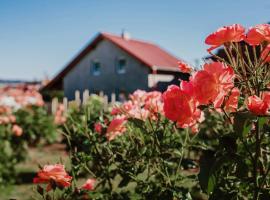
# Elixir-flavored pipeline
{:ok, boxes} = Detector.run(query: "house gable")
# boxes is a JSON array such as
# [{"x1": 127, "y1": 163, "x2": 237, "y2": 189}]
[
  {"x1": 41, "y1": 32, "x2": 183, "y2": 92},
  {"x1": 63, "y1": 39, "x2": 150, "y2": 99}
]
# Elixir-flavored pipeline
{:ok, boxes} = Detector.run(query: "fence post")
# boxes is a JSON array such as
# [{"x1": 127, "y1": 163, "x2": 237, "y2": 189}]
[
  {"x1": 83, "y1": 89, "x2": 90, "y2": 105},
  {"x1": 75, "y1": 90, "x2": 81, "y2": 107},
  {"x1": 103, "y1": 95, "x2": 108, "y2": 109},
  {"x1": 111, "y1": 92, "x2": 116, "y2": 104},
  {"x1": 99, "y1": 91, "x2": 104, "y2": 97},
  {"x1": 63, "y1": 97, "x2": 68, "y2": 113},
  {"x1": 51, "y1": 97, "x2": 58, "y2": 114}
]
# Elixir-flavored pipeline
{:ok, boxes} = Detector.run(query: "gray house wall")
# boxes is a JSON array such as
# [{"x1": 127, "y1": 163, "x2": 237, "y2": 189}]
[{"x1": 63, "y1": 39, "x2": 150, "y2": 100}]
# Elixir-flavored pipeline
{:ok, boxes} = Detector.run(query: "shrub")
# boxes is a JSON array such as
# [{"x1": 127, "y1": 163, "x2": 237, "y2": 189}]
[
  {"x1": 14, "y1": 106, "x2": 58, "y2": 145},
  {"x1": 0, "y1": 123, "x2": 27, "y2": 184}
]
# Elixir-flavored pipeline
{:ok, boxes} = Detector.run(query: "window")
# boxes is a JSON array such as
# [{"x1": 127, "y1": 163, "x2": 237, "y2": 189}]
[
  {"x1": 91, "y1": 61, "x2": 101, "y2": 76},
  {"x1": 116, "y1": 58, "x2": 126, "y2": 74}
]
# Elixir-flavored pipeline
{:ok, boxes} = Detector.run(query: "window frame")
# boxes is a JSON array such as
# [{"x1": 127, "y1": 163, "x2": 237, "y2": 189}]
[
  {"x1": 116, "y1": 57, "x2": 127, "y2": 74},
  {"x1": 91, "y1": 60, "x2": 101, "y2": 76}
]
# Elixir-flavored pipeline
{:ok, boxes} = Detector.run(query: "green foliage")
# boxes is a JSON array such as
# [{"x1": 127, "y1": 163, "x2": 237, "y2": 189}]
[
  {"x1": 0, "y1": 124, "x2": 27, "y2": 184},
  {"x1": 14, "y1": 106, "x2": 58, "y2": 145},
  {"x1": 61, "y1": 98, "x2": 204, "y2": 199},
  {"x1": 198, "y1": 113, "x2": 270, "y2": 199},
  {"x1": 0, "y1": 106, "x2": 58, "y2": 185}
]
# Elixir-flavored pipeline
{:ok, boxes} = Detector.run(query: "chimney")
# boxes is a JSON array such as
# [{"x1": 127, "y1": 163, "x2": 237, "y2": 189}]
[{"x1": 121, "y1": 29, "x2": 131, "y2": 40}]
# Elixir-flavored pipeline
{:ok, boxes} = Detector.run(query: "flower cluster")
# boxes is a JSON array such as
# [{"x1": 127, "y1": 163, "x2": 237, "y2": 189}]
[
  {"x1": 163, "y1": 61, "x2": 236, "y2": 132},
  {"x1": 205, "y1": 24, "x2": 270, "y2": 114},
  {"x1": 0, "y1": 84, "x2": 44, "y2": 137},
  {"x1": 0, "y1": 84, "x2": 44, "y2": 110},
  {"x1": 205, "y1": 23, "x2": 270, "y2": 49},
  {"x1": 111, "y1": 90, "x2": 163, "y2": 121},
  {"x1": 103, "y1": 90, "x2": 164, "y2": 140},
  {"x1": 164, "y1": 23, "x2": 270, "y2": 132}
]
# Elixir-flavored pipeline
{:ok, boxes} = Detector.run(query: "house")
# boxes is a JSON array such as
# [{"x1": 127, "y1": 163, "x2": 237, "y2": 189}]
[{"x1": 42, "y1": 32, "x2": 189, "y2": 100}]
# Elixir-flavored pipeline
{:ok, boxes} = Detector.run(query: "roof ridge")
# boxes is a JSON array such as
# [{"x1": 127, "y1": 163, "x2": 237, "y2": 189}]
[{"x1": 100, "y1": 32, "x2": 158, "y2": 46}]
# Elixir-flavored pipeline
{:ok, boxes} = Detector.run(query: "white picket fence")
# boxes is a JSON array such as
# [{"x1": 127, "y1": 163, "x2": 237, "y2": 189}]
[{"x1": 50, "y1": 90, "x2": 117, "y2": 114}]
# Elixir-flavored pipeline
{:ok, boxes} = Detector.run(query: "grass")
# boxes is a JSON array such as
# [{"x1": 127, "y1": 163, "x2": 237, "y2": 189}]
[{"x1": 0, "y1": 143, "x2": 69, "y2": 200}]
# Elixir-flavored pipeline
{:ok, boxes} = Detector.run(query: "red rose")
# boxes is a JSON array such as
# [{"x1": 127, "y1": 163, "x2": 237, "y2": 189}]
[
  {"x1": 191, "y1": 62, "x2": 235, "y2": 106},
  {"x1": 162, "y1": 85, "x2": 203, "y2": 129},
  {"x1": 205, "y1": 24, "x2": 245, "y2": 51},
  {"x1": 245, "y1": 24, "x2": 270, "y2": 46},
  {"x1": 94, "y1": 123, "x2": 102, "y2": 134},
  {"x1": 247, "y1": 95, "x2": 269, "y2": 115},
  {"x1": 81, "y1": 178, "x2": 96, "y2": 191},
  {"x1": 106, "y1": 117, "x2": 126, "y2": 141},
  {"x1": 33, "y1": 164, "x2": 72, "y2": 191}
]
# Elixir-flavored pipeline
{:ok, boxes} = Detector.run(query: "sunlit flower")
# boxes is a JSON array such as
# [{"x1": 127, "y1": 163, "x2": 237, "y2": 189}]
[
  {"x1": 205, "y1": 24, "x2": 245, "y2": 51},
  {"x1": 247, "y1": 95, "x2": 269, "y2": 115},
  {"x1": 191, "y1": 62, "x2": 235, "y2": 105},
  {"x1": 163, "y1": 84, "x2": 203, "y2": 129},
  {"x1": 223, "y1": 88, "x2": 240, "y2": 112},
  {"x1": 214, "y1": 87, "x2": 240, "y2": 113},
  {"x1": 245, "y1": 24, "x2": 270, "y2": 46},
  {"x1": 260, "y1": 44, "x2": 270, "y2": 63},
  {"x1": 33, "y1": 164, "x2": 72, "y2": 191}
]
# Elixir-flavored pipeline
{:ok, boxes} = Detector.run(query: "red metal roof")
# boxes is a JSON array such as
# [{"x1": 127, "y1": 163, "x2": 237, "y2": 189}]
[
  {"x1": 42, "y1": 32, "x2": 181, "y2": 91},
  {"x1": 101, "y1": 32, "x2": 179, "y2": 69}
]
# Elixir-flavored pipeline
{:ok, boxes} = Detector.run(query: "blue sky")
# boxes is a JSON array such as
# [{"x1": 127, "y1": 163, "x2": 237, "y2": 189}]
[{"x1": 1, "y1": 0, "x2": 270, "y2": 80}]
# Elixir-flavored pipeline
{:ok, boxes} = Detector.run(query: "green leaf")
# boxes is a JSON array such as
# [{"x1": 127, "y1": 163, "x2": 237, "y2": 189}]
[
  {"x1": 258, "y1": 117, "x2": 267, "y2": 128},
  {"x1": 233, "y1": 111, "x2": 254, "y2": 138},
  {"x1": 118, "y1": 175, "x2": 131, "y2": 188},
  {"x1": 207, "y1": 174, "x2": 216, "y2": 194},
  {"x1": 242, "y1": 122, "x2": 252, "y2": 138},
  {"x1": 198, "y1": 150, "x2": 215, "y2": 192}
]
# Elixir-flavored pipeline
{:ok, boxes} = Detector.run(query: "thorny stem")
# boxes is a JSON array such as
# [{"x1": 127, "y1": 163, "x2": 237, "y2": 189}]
[
  {"x1": 221, "y1": 107, "x2": 232, "y2": 124},
  {"x1": 224, "y1": 45, "x2": 235, "y2": 67},
  {"x1": 176, "y1": 128, "x2": 189, "y2": 177},
  {"x1": 253, "y1": 119, "x2": 261, "y2": 200}
]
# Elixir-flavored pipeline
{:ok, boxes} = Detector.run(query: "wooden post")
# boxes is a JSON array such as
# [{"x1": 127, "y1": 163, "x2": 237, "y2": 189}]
[
  {"x1": 99, "y1": 91, "x2": 104, "y2": 97},
  {"x1": 63, "y1": 97, "x2": 68, "y2": 113},
  {"x1": 75, "y1": 90, "x2": 81, "y2": 107},
  {"x1": 103, "y1": 95, "x2": 108, "y2": 109},
  {"x1": 83, "y1": 89, "x2": 90, "y2": 105},
  {"x1": 51, "y1": 97, "x2": 58, "y2": 114},
  {"x1": 111, "y1": 92, "x2": 116, "y2": 104}
]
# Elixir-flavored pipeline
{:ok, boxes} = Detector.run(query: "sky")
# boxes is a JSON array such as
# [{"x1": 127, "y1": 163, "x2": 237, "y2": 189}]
[{"x1": 0, "y1": 0, "x2": 270, "y2": 80}]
